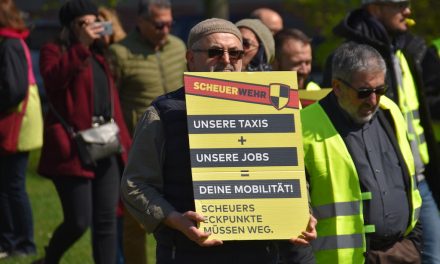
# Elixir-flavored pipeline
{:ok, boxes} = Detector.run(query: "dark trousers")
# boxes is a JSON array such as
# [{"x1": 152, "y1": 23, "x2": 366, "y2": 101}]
[
  {"x1": 156, "y1": 241, "x2": 278, "y2": 264},
  {"x1": 277, "y1": 241, "x2": 315, "y2": 264},
  {"x1": 45, "y1": 156, "x2": 119, "y2": 264},
  {"x1": 366, "y1": 238, "x2": 421, "y2": 264},
  {"x1": 0, "y1": 152, "x2": 36, "y2": 254}
]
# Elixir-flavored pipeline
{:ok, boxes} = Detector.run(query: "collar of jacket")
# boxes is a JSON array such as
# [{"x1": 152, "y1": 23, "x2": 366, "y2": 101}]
[
  {"x1": 133, "y1": 26, "x2": 170, "y2": 51},
  {"x1": 0, "y1": 27, "x2": 29, "y2": 39}
]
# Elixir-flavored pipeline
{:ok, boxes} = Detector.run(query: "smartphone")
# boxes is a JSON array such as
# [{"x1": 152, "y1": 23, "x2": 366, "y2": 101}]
[{"x1": 93, "y1": 21, "x2": 113, "y2": 36}]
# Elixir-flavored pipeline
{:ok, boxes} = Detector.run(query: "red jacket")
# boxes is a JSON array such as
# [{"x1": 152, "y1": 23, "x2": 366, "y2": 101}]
[{"x1": 38, "y1": 42, "x2": 131, "y2": 178}]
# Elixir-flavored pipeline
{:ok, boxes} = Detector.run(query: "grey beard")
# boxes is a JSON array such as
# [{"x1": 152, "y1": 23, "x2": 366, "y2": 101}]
[
  {"x1": 210, "y1": 64, "x2": 235, "y2": 72},
  {"x1": 338, "y1": 100, "x2": 379, "y2": 125}
]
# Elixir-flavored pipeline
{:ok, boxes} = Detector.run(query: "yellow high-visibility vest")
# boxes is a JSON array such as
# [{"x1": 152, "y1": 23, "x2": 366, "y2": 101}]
[
  {"x1": 301, "y1": 96, "x2": 422, "y2": 263},
  {"x1": 396, "y1": 50, "x2": 429, "y2": 164}
]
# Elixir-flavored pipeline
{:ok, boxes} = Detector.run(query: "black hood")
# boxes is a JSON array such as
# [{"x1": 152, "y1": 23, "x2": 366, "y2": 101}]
[
  {"x1": 331, "y1": 8, "x2": 408, "y2": 102},
  {"x1": 246, "y1": 44, "x2": 272, "y2": 72},
  {"x1": 333, "y1": 8, "x2": 401, "y2": 54}
]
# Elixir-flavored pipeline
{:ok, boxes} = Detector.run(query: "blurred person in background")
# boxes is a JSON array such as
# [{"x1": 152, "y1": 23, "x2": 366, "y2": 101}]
[
  {"x1": 0, "y1": 0, "x2": 43, "y2": 259},
  {"x1": 34, "y1": 0, "x2": 131, "y2": 263},
  {"x1": 250, "y1": 7, "x2": 283, "y2": 35},
  {"x1": 108, "y1": 0, "x2": 186, "y2": 263},
  {"x1": 235, "y1": 18, "x2": 274, "y2": 72},
  {"x1": 273, "y1": 28, "x2": 320, "y2": 90}
]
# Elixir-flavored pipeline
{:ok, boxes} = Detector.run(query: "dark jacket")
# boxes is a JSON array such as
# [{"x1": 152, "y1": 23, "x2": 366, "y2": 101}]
[
  {"x1": 151, "y1": 88, "x2": 197, "y2": 250},
  {"x1": 422, "y1": 44, "x2": 440, "y2": 121},
  {"x1": 322, "y1": 9, "x2": 440, "y2": 203},
  {"x1": 38, "y1": 42, "x2": 131, "y2": 179},
  {"x1": 0, "y1": 37, "x2": 27, "y2": 111},
  {"x1": 0, "y1": 28, "x2": 43, "y2": 155}
]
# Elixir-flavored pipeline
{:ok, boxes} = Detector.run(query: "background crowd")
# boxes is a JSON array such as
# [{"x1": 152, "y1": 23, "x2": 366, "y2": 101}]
[{"x1": 1, "y1": 0, "x2": 440, "y2": 263}]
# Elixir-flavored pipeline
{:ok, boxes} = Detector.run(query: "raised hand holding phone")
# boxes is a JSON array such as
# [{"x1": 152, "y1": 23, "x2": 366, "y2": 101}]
[{"x1": 92, "y1": 21, "x2": 113, "y2": 36}]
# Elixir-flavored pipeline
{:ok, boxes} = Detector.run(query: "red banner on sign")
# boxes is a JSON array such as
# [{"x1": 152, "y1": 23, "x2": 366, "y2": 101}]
[{"x1": 185, "y1": 75, "x2": 299, "y2": 109}]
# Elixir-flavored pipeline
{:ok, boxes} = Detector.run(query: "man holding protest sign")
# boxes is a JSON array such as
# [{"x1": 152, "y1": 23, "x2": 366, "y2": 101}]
[{"x1": 121, "y1": 18, "x2": 316, "y2": 264}]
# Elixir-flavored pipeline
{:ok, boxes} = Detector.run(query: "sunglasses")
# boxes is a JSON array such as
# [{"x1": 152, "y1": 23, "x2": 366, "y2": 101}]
[
  {"x1": 192, "y1": 48, "x2": 245, "y2": 60},
  {"x1": 337, "y1": 78, "x2": 388, "y2": 99},
  {"x1": 242, "y1": 38, "x2": 258, "y2": 50},
  {"x1": 147, "y1": 20, "x2": 173, "y2": 30},
  {"x1": 377, "y1": 1, "x2": 410, "y2": 10}
]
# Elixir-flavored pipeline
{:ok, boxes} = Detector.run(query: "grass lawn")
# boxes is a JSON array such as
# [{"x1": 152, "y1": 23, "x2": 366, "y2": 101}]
[{"x1": 1, "y1": 150, "x2": 156, "y2": 264}]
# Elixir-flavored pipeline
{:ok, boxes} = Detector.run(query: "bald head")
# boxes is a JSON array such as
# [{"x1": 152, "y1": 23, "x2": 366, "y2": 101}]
[{"x1": 250, "y1": 8, "x2": 283, "y2": 35}]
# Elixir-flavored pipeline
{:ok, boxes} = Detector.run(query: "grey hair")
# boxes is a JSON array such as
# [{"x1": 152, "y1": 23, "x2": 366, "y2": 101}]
[
  {"x1": 138, "y1": 0, "x2": 171, "y2": 17},
  {"x1": 332, "y1": 42, "x2": 386, "y2": 83}
]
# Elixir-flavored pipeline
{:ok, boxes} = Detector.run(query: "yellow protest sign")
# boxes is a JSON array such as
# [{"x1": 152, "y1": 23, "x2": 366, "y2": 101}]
[{"x1": 184, "y1": 72, "x2": 309, "y2": 241}]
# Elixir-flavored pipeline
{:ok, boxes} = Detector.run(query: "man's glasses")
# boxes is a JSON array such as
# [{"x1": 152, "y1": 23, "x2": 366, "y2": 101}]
[
  {"x1": 337, "y1": 78, "x2": 388, "y2": 99},
  {"x1": 192, "y1": 48, "x2": 245, "y2": 60},
  {"x1": 377, "y1": 1, "x2": 410, "y2": 10},
  {"x1": 147, "y1": 19, "x2": 173, "y2": 30}
]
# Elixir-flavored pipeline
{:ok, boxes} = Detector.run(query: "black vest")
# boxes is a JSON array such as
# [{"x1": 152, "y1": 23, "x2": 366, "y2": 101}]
[
  {"x1": 152, "y1": 88, "x2": 198, "y2": 249},
  {"x1": 154, "y1": 88, "x2": 194, "y2": 212}
]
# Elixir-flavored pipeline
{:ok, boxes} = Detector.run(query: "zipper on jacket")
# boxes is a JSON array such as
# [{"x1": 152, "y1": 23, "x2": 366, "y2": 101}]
[
  {"x1": 155, "y1": 52, "x2": 168, "y2": 93},
  {"x1": 171, "y1": 245, "x2": 176, "y2": 260}
]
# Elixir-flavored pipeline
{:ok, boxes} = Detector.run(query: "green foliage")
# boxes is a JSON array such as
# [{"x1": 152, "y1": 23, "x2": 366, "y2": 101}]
[
  {"x1": 410, "y1": 1, "x2": 440, "y2": 43},
  {"x1": 41, "y1": 0, "x2": 60, "y2": 12},
  {"x1": 107, "y1": 0, "x2": 119, "y2": 8},
  {"x1": 281, "y1": 0, "x2": 357, "y2": 69},
  {"x1": 282, "y1": 0, "x2": 440, "y2": 70},
  {"x1": 100, "y1": 0, "x2": 131, "y2": 8}
]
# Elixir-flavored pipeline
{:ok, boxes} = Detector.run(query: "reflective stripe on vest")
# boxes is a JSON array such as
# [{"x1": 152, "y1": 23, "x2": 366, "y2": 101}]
[
  {"x1": 414, "y1": 206, "x2": 421, "y2": 222},
  {"x1": 302, "y1": 96, "x2": 421, "y2": 263},
  {"x1": 313, "y1": 201, "x2": 360, "y2": 219},
  {"x1": 396, "y1": 50, "x2": 429, "y2": 164},
  {"x1": 313, "y1": 234, "x2": 363, "y2": 251},
  {"x1": 313, "y1": 192, "x2": 371, "y2": 219}
]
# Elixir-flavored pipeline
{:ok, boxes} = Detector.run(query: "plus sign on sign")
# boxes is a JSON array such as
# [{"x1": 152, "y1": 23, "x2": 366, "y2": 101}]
[{"x1": 184, "y1": 71, "x2": 308, "y2": 241}]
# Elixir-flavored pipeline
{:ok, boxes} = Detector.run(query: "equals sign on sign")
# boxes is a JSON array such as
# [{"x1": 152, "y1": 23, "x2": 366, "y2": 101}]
[{"x1": 241, "y1": 170, "x2": 249, "y2": 177}]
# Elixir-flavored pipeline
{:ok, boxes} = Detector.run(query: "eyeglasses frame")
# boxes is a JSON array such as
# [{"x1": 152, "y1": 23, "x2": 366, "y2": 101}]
[
  {"x1": 337, "y1": 78, "x2": 388, "y2": 99},
  {"x1": 192, "y1": 48, "x2": 245, "y2": 60}
]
